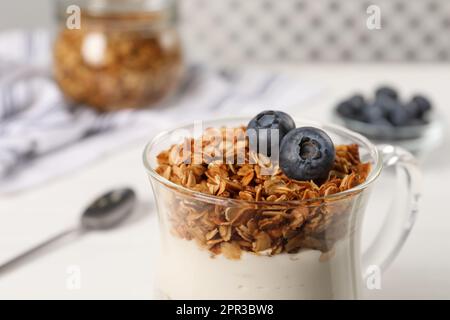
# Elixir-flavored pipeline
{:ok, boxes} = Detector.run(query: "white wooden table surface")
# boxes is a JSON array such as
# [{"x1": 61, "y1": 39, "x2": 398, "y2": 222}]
[{"x1": 0, "y1": 63, "x2": 449, "y2": 299}]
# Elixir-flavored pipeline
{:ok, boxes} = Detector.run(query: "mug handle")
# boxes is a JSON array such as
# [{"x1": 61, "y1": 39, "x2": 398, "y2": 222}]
[{"x1": 362, "y1": 144, "x2": 422, "y2": 279}]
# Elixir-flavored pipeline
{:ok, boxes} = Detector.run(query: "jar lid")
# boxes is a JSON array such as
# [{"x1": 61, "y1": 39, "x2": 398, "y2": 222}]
[
  {"x1": 55, "y1": 0, "x2": 178, "y2": 28},
  {"x1": 56, "y1": 0, "x2": 175, "y2": 15}
]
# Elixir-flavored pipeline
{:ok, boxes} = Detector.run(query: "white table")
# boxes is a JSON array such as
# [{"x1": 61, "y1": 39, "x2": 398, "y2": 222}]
[{"x1": 0, "y1": 64, "x2": 449, "y2": 299}]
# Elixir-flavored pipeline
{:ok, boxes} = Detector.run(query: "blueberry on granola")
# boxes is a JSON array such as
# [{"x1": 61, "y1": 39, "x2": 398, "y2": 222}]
[
  {"x1": 247, "y1": 110, "x2": 296, "y2": 156},
  {"x1": 280, "y1": 127, "x2": 335, "y2": 182}
]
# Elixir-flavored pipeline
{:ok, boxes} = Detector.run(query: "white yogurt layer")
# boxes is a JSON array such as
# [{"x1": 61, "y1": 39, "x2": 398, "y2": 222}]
[{"x1": 157, "y1": 235, "x2": 360, "y2": 299}]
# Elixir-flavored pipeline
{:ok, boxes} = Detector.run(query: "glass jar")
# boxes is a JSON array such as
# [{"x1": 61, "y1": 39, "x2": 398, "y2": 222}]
[{"x1": 53, "y1": 0, "x2": 183, "y2": 111}]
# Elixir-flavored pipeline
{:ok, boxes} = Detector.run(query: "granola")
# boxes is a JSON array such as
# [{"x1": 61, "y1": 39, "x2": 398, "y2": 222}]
[{"x1": 155, "y1": 126, "x2": 371, "y2": 259}]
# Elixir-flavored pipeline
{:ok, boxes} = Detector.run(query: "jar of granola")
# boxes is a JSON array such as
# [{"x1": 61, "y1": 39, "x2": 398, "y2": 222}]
[{"x1": 53, "y1": 0, "x2": 183, "y2": 111}]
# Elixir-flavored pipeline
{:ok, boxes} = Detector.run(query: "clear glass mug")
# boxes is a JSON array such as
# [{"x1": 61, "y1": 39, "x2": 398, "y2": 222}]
[{"x1": 143, "y1": 117, "x2": 421, "y2": 299}]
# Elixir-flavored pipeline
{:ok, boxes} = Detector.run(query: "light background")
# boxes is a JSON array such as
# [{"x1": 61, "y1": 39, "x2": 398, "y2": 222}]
[
  {"x1": 0, "y1": 0, "x2": 449, "y2": 300},
  {"x1": 0, "y1": 0, "x2": 52, "y2": 30}
]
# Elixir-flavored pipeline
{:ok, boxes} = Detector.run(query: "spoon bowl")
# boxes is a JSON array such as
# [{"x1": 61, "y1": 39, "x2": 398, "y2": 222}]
[{"x1": 81, "y1": 188, "x2": 137, "y2": 230}]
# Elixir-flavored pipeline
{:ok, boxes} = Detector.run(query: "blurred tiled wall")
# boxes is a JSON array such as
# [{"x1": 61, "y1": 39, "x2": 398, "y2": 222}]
[{"x1": 179, "y1": 0, "x2": 450, "y2": 62}]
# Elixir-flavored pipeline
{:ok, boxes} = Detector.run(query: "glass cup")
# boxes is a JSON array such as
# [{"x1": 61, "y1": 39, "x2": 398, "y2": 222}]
[{"x1": 143, "y1": 117, "x2": 421, "y2": 299}]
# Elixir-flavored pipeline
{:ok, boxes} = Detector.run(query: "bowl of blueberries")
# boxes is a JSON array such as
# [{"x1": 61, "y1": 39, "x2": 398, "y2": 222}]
[{"x1": 334, "y1": 86, "x2": 443, "y2": 154}]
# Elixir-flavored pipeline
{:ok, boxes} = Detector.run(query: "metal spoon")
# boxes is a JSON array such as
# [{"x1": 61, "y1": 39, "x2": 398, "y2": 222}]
[{"x1": 0, "y1": 188, "x2": 137, "y2": 276}]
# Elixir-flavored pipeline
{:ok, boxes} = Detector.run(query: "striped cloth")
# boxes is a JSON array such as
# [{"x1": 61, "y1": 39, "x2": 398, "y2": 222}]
[{"x1": 0, "y1": 30, "x2": 320, "y2": 193}]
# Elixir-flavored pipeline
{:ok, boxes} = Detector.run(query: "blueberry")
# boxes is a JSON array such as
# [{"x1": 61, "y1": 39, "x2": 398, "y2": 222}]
[
  {"x1": 280, "y1": 127, "x2": 335, "y2": 181},
  {"x1": 375, "y1": 86, "x2": 398, "y2": 100},
  {"x1": 411, "y1": 95, "x2": 432, "y2": 117},
  {"x1": 348, "y1": 94, "x2": 366, "y2": 110},
  {"x1": 388, "y1": 105, "x2": 412, "y2": 126},
  {"x1": 336, "y1": 95, "x2": 365, "y2": 120},
  {"x1": 361, "y1": 102, "x2": 386, "y2": 124},
  {"x1": 247, "y1": 110, "x2": 296, "y2": 156},
  {"x1": 336, "y1": 101, "x2": 357, "y2": 118},
  {"x1": 375, "y1": 95, "x2": 400, "y2": 115},
  {"x1": 404, "y1": 101, "x2": 422, "y2": 120}
]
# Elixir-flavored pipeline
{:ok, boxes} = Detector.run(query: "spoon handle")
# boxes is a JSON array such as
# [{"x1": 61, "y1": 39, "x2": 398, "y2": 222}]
[{"x1": 0, "y1": 227, "x2": 83, "y2": 276}]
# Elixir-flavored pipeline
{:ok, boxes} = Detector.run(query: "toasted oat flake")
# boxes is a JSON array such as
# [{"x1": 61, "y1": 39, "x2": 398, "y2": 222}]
[
  {"x1": 221, "y1": 242, "x2": 242, "y2": 260},
  {"x1": 319, "y1": 248, "x2": 336, "y2": 262},
  {"x1": 219, "y1": 225, "x2": 232, "y2": 241},
  {"x1": 253, "y1": 232, "x2": 272, "y2": 252},
  {"x1": 205, "y1": 228, "x2": 219, "y2": 240}
]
